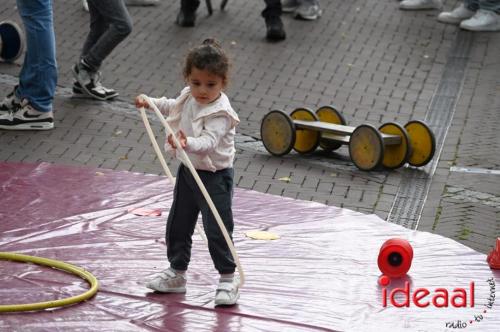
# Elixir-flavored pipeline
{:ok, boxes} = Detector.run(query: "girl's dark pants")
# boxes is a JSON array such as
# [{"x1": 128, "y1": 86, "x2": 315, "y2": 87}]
[{"x1": 166, "y1": 164, "x2": 236, "y2": 274}]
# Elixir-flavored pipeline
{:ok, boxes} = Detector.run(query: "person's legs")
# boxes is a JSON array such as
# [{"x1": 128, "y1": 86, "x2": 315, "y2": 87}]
[
  {"x1": 146, "y1": 165, "x2": 200, "y2": 293},
  {"x1": 15, "y1": 0, "x2": 57, "y2": 114},
  {"x1": 478, "y1": 0, "x2": 500, "y2": 13},
  {"x1": 180, "y1": 0, "x2": 201, "y2": 13},
  {"x1": 184, "y1": 168, "x2": 236, "y2": 274},
  {"x1": 263, "y1": 0, "x2": 286, "y2": 41},
  {"x1": 177, "y1": 0, "x2": 200, "y2": 27},
  {"x1": 82, "y1": 0, "x2": 132, "y2": 71},
  {"x1": 194, "y1": 167, "x2": 239, "y2": 306},
  {"x1": 81, "y1": 2, "x2": 108, "y2": 63},
  {"x1": 465, "y1": 0, "x2": 480, "y2": 11},
  {"x1": 73, "y1": 0, "x2": 129, "y2": 100},
  {"x1": 262, "y1": 0, "x2": 282, "y2": 18},
  {"x1": 0, "y1": 0, "x2": 56, "y2": 130},
  {"x1": 166, "y1": 165, "x2": 202, "y2": 271}
]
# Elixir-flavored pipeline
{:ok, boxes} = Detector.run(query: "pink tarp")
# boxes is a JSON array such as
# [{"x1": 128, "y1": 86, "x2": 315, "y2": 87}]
[{"x1": 0, "y1": 162, "x2": 498, "y2": 331}]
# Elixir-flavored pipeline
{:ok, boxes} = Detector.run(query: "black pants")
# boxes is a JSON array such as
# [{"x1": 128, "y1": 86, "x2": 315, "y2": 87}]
[
  {"x1": 180, "y1": 0, "x2": 200, "y2": 13},
  {"x1": 179, "y1": 0, "x2": 282, "y2": 19},
  {"x1": 166, "y1": 164, "x2": 236, "y2": 274},
  {"x1": 262, "y1": 0, "x2": 282, "y2": 18}
]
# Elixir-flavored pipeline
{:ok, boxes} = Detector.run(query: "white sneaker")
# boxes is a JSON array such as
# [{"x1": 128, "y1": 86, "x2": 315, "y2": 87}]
[
  {"x1": 400, "y1": 0, "x2": 442, "y2": 10},
  {"x1": 0, "y1": 99, "x2": 54, "y2": 131},
  {"x1": 460, "y1": 9, "x2": 500, "y2": 31},
  {"x1": 295, "y1": 2, "x2": 323, "y2": 21},
  {"x1": 438, "y1": 4, "x2": 476, "y2": 24},
  {"x1": 214, "y1": 276, "x2": 240, "y2": 306},
  {"x1": 0, "y1": 86, "x2": 20, "y2": 112},
  {"x1": 146, "y1": 268, "x2": 187, "y2": 293}
]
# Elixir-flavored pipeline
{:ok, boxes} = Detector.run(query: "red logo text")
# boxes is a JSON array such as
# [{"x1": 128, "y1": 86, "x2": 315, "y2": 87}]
[{"x1": 382, "y1": 281, "x2": 475, "y2": 308}]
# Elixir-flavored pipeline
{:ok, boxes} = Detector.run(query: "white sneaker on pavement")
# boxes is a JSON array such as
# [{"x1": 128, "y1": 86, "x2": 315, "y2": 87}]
[
  {"x1": 438, "y1": 4, "x2": 476, "y2": 24},
  {"x1": 214, "y1": 276, "x2": 240, "y2": 306},
  {"x1": 72, "y1": 60, "x2": 118, "y2": 101},
  {"x1": 295, "y1": 1, "x2": 323, "y2": 20},
  {"x1": 400, "y1": 0, "x2": 442, "y2": 10},
  {"x1": 0, "y1": 99, "x2": 54, "y2": 131},
  {"x1": 0, "y1": 86, "x2": 20, "y2": 112},
  {"x1": 460, "y1": 9, "x2": 500, "y2": 31},
  {"x1": 146, "y1": 267, "x2": 187, "y2": 293}
]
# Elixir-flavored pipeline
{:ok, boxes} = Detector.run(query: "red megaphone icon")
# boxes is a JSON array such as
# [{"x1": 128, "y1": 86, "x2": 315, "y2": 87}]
[{"x1": 378, "y1": 238, "x2": 414, "y2": 278}]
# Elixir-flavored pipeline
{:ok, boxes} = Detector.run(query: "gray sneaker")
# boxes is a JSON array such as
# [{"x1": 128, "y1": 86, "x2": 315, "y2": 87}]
[
  {"x1": 437, "y1": 4, "x2": 475, "y2": 24},
  {"x1": 214, "y1": 276, "x2": 240, "y2": 306},
  {"x1": 295, "y1": 2, "x2": 323, "y2": 20},
  {"x1": 72, "y1": 60, "x2": 118, "y2": 101},
  {"x1": 146, "y1": 268, "x2": 187, "y2": 293},
  {"x1": 282, "y1": 0, "x2": 300, "y2": 13},
  {"x1": 72, "y1": 78, "x2": 118, "y2": 100},
  {"x1": 0, "y1": 86, "x2": 20, "y2": 112}
]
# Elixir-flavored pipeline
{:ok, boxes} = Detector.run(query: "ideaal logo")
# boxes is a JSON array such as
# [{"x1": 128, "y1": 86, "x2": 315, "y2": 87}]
[
  {"x1": 380, "y1": 278, "x2": 475, "y2": 308},
  {"x1": 445, "y1": 277, "x2": 496, "y2": 329},
  {"x1": 376, "y1": 238, "x2": 497, "y2": 329},
  {"x1": 378, "y1": 276, "x2": 496, "y2": 329}
]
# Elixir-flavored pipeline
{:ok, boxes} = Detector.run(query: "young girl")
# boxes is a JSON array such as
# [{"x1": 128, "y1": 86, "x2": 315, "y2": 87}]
[{"x1": 135, "y1": 39, "x2": 240, "y2": 306}]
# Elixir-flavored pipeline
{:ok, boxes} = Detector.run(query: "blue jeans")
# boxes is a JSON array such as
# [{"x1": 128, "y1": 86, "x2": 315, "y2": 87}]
[
  {"x1": 15, "y1": 0, "x2": 57, "y2": 113},
  {"x1": 464, "y1": 0, "x2": 500, "y2": 12},
  {"x1": 82, "y1": 0, "x2": 132, "y2": 71}
]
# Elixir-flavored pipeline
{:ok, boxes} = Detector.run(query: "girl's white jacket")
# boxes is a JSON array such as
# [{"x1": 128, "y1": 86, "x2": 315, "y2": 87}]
[{"x1": 149, "y1": 87, "x2": 240, "y2": 172}]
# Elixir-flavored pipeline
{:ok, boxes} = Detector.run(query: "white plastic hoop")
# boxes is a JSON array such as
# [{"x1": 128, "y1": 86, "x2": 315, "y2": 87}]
[{"x1": 138, "y1": 96, "x2": 245, "y2": 286}]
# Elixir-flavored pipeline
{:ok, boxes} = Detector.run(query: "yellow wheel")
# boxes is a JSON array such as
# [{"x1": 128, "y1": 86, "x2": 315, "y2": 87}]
[
  {"x1": 0, "y1": 252, "x2": 99, "y2": 312},
  {"x1": 349, "y1": 124, "x2": 384, "y2": 171},
  {"x1": 315, "y1": 105, "x2": 346, "y2": 152},
  {"x1": 290, "y1": 107, "x2": 320, "y2": 154},
  {"x1": 379, "y1": 122, "x2": 412, "y2": 169},
  {"x1": 404, "y1": 120, "x2": 436, "y2": 167},
  {"x1": 261, "y1": 110, "x2": 296, "y2": 156}
]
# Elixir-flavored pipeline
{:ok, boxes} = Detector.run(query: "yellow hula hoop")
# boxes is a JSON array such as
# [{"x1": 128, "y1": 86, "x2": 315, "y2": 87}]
[{"x1": 0, "y1": 252, "x2": 99, "y2": 313}]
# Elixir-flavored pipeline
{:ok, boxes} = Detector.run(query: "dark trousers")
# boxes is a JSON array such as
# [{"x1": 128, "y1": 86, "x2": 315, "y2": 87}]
[
  {"x1": 180, "y1": 0, "x2": 200, "y2": 13},
  {"x1": 262, "y1": 0, "x2": 282, "y2": 18},
  {"x1": 166, "y1": 165, "x2": 236, "y2": 274},
  {"x1": 179, "y1": 0, "x2": 282, "y2": 18},
  {"x1": 82, "y1": 0, "x2": 133, "y2": 71}
]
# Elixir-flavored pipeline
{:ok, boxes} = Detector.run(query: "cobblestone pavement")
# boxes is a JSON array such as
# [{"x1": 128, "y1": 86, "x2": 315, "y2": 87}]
[{"x1": 0, "y1": 0, "x2": 499, "y2": 254}]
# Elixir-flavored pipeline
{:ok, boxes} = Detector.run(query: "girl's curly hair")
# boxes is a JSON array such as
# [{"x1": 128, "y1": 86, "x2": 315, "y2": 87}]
[{"x1": 183, "y1": 38, "x2": 230, "y2": 83}]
